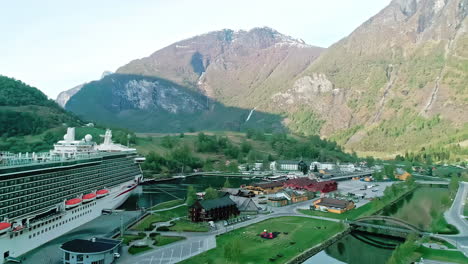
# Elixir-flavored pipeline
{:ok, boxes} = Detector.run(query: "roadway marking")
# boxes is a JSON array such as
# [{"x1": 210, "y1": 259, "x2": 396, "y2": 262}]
[{"x1": 149, "y1": 256, "x2": 154, "y2": 264}]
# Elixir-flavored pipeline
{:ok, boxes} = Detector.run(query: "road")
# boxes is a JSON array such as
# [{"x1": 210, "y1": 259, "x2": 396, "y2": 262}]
[
  {"x1": 120, "y1": 200, "x2": 339, "y2": 264},
  {"x1": 440, "y1": 181, "x2": 468, "y2": 257}
]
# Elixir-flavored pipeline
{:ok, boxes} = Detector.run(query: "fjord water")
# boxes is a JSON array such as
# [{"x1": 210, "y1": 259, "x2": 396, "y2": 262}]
[
  {"x1": 118, "y1": 176, "x2": 259, "y2": 210},
  {"x1": 304, "y1": 232, "x2": 403, "y2": 264}
]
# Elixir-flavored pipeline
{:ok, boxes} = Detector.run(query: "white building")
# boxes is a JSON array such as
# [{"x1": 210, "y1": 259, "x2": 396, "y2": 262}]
[
  {"x1": 338, "y1": 164, "x2": 356, "y2": 172},
  {"x1": 310, "y1": 162, "x2": 335, "y2": 171}
]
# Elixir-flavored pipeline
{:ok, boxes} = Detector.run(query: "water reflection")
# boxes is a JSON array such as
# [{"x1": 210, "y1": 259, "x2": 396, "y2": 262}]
[{"x1": 305, "y1": 231, "x2": 403, "y2": 264}]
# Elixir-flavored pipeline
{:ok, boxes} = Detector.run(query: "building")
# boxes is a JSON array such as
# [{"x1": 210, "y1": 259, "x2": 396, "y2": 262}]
[
  {"x1": 245, "y1": 181, "x2": 285, "y2": 194},
  {"x1": 338, "y1": 164, "x2": 356, "y2": 172},
  {"x1": 313, "y1": 198, "x2": 355, "y2": 214},
  {"x1": 277, "y1": 160, "x2": 299, "y2": 171},
  {"x1": 60, "y1": 237, "x2": 121, "y2": 264},
  {"x1": 269, "y1": 161, "x2": 277, "y2": 171},
  {"x1": 266, "y1": 189, "x2": 309, "y2": 207},
  {"x1": 230, "y1": 196, "x2": 260, "y2": 214},
  {"x1": 310, "y1": 162, "x2": 335, "y2": 171},
  {"x1": 395, "y1": 168, "x2": 411, "y2": 181},
  {"x1": 189, "y1": 196, "x2": 240, "y2": 222},
  {"x1": 284, "y1": 178, "x2": 337, "y2": 193}
]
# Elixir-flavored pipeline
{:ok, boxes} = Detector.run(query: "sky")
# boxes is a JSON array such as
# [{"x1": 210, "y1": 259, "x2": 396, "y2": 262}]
[{"x1": 0, "y1": 0, "x2": 391, "y2": 98}]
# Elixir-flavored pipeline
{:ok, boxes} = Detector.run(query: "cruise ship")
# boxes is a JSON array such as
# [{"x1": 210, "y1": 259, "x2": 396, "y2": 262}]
[{"x1": 0, "y1": 128, "x2": 144, "y2": 263}]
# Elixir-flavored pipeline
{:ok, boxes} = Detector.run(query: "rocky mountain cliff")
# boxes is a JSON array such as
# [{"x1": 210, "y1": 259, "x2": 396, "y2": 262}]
[
  {"x1": 272, "y1": 0, "x2": 468, "y2": 154},
  {"x1": 65, "y1": 74, "x2": 284, "y2": 132}
]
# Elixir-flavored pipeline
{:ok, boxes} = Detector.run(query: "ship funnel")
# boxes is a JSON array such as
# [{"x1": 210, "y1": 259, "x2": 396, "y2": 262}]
[{"x1": 65, "y1": 128, "x2": 76, "y2": 142}]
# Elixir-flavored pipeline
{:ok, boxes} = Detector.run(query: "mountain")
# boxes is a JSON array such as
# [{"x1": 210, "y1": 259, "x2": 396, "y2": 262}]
[
  {"x1": 0, "y1": 75, "x2": 81, "y2": 136},
  {"x1": 61, "y1": 27, "x2": 322, "y2": 133},
  {"x1": 56, "y1": 71, "x2": 114, "y2": 107},
  {"x1": 65, "y1": 74, "x2": 285, "y2": 133},
  {"x1": 270, "y1": 0, "x2": 468, "y2": 155},
  {"x1": 60, "y1": 3, "x2": 467, "y2": 158},
  {"x1": 116, "y1": 27, "x2": 323, "y2": 108}
]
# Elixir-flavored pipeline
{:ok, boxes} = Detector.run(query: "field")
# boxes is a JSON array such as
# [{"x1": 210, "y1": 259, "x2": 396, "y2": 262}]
[
  {"x1": 180, "y1": 217, "x2": 345, "y2": 264},
  {"x1": 411, "y1": 247, "x2": 468, "y2": 264},
  {"x1": 164, "y1": 219, "x2": 210, "y2": 232},
  {"x1": 151, "y1": 199, "x2": 185, "y2": 210}
]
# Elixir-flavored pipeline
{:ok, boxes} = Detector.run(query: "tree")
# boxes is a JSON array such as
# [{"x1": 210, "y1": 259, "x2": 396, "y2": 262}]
[
  {"x1": 366, "y1": 156, "x2": 375, "y2": 167},
  {"x1": 373, "y1": 171, "x2": 384, "y2": 181},
  {"x1": 186, "y1": 186, "x2": 197, "y2": 206},
  {"x1": 204, "y1": 187, "x2": 218, "y2": 200},
  {"x1": 298, "y1": 160, "x2": 309, "y2": 175},
  {"x1": 223, "y1": 178, "x2": 231, "y2": 188},
  {"x1": 449, "y1": 175, "x2": 459, "y2": 197},
  {"x1": 313, "y1": 164, "x2": 318, "y2": 172}
]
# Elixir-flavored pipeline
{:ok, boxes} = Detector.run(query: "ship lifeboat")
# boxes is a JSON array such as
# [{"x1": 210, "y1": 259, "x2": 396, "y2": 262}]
[
  {"x1": 82, "y1": 193, "x2": 97, "y2": 203},
  {"x1": 0, "y1": 222, "x2": 11, "y2": 235},
  {"x1": 96, "y1": 189, "x2": 109, "y2": 198},
  {"x1": 65, "y1": 198, "x2": 82, "y2": 209}
]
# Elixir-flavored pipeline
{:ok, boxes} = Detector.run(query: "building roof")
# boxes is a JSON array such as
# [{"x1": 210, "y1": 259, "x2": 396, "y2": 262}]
[
  {"x1": 61, "y1": 238, "x2": 121, "y2": 253},
  {"x1": 316, "y1": 198, "x2": 353, "y2": 209},
  {"x1": 197, "y1": 195, "x2": 237, "y2": 211},
  {"x1": 252, "y1": 181, "x2": 285, "y2": 189},
  {"x1": 284, "y1": 178, "x2": 317, "y2": 186}
]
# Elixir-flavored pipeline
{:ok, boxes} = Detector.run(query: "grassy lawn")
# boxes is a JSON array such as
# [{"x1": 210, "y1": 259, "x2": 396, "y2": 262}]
[
  {"x1": 153, "y1": 235, "x2": 186, "y2": 246},
  {"x1": 121, "y1": 233, "x2": 146, "y2": 245},
  {"x1": 131, "y1": 205, "x2": 189, "y2": 231},
  {"x1": 151, "y1": 199, "x2": 185, "y2": 210},
  {"x1": 166, "y1": 219, "x2": 210, "y2": 232},
  {"x1": 180, "y1": 216, "x2": 345, "y2": 264},
  {"x1": 128, "y1": 245, "x2": 153, "y2": 255},
  {"x1": 410, "y1": 246, "x2": 468, "y2": 264}
]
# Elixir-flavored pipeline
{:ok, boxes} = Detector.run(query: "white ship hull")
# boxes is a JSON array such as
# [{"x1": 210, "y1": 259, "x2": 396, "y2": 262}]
[{"x1": 0, "y1": 179, "x2": 138, "y2": 263}]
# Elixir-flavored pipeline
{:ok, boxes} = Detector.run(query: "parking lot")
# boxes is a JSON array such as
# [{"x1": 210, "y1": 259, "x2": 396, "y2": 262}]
[{"x1": 336, "y1": 179, "x2": 396, "y2": 207}]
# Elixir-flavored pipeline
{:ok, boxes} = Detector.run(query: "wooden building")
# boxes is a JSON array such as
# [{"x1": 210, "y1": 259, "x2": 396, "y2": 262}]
[
  {"x1": 313, "y1": 197, "x2": 355, "y2": 214},
  {"x1": 284, "y1": 178, "x2": 337, "y2": 193},
  {"x1": 189, "y1": 196, "x2": 240, "y2": 222},
  {"x1": 245, "y1": 181, "x2": 285, "y2": 194}
]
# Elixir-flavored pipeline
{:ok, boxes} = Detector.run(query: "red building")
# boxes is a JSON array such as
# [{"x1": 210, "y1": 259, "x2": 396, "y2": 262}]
[{"x1": 284, "y1": 178, "x2": 337, "y2": 193}]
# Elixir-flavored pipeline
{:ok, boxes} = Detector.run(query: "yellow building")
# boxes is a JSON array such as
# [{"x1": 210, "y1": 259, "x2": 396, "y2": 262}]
[
  {"x1": 395, "y1": 171, "x2": 411, "y2": 181},
  {"x1": 313, "y1": 198, "x2": 355, "y2": 214}
]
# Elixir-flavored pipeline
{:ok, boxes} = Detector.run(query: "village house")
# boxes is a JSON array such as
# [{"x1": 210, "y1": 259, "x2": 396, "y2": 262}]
[
  {"x1": 395, "y1": 168, "x2": 412, "y2": 181},
  {"x1": 229, "y1": 196, "x2": 260, "y2": 214},
  {"x1": 338, "y1": 164, "x2": 356, "y2": 172},
  {"x1": 189, "y1": 196, "x2": 240, "y2": 222},
  {"x1": 278, "y1": 160, "x2": 300, "y2": 171},
  {"x1": 284, "y1": 178, "x2": 337, "y2": 193},
  {"x1": 245, "y1": 181, "x2": 285, "y2": 194},
  {"x1": 267, "y1": 189, "x2": 310, "y2": 207},
  {"x1": 310, "y1": 162, "x2": 335, "y2": 171},
  {"x1": 313, "y1": 197, "x2": 355, "y2": 214}
]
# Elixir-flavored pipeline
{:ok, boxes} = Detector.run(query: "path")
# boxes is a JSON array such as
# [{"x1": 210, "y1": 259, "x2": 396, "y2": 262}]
[
  {"x1": 439, "y1": 182, "x2": 468, "y2": 257},
  {"x1": 150, "y1": 203, "x2": 187, "y2": 213}
]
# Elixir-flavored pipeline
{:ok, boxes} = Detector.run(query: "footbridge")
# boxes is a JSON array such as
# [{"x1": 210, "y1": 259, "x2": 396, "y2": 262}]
[{"x1": 346, "y1": 215, "x2": 432, "y2": 237}]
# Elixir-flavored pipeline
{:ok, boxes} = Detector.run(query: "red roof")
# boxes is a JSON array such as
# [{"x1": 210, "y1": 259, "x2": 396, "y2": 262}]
[
  {"x1": 284, "y1": 178, "x2": 337, "y2": 193},
  {"x1": 65, "y1": 198, "x2": 82, "y2": 205},
  {"x1": 97, "y1": 189, "x2": 109, "y2": 195},
  {"x1": 0, "y1": 222, "x2": 11, "y2": 230}
]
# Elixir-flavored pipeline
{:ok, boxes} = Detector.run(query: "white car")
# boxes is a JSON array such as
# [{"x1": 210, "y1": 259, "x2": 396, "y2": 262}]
[{"x1": 114, "y1": 253, "x2": 121, "y2": 258}]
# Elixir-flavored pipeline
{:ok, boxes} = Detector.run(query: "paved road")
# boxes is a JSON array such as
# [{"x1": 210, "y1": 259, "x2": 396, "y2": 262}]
[{"x1": 440, "y1": 181, "x2": 468, "y2": 257}]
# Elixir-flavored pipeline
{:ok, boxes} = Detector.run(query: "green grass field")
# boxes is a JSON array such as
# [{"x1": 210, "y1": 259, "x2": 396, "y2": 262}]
[
  {"x1": 128, "y1": 245, "x2": 153, "y2": 255},
  {"x1": 180, "y1": 217, "x2": 345, "y2": 264},
  {"x1": 166, "y1": 219, "x2": 210, "y2": 232},
  {"x1": 151, "y1": 199, "x2": 185, "y2": 210},
  {"x1": 412, "y1": 246, "x2": 468, "y2": 264},
  {"x1": 121, "y1": 233, "x2": 146, "y2": 245}
]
